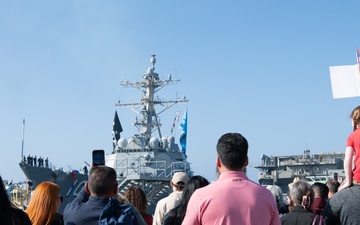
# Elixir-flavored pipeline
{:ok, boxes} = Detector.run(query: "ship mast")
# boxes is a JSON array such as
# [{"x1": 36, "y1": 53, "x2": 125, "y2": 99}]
[
  {"x1": 115, "y1": 55, "x2": 188, "y2": 141},
  {"x1": 21, "y1": 119, "x2": 25, "y2": 159}
]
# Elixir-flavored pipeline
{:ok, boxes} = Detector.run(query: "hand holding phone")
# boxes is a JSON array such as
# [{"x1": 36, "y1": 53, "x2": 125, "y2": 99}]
[{"x1": 92, "y1": 150, "x2": 105, "y2": 166}]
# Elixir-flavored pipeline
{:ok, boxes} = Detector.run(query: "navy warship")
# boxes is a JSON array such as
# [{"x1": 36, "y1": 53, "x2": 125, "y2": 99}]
[
  {"x1": 19, "y1": 55, "x2": 193, "y2": 213},
  {"x1": 254, "y1": 149, "x2": 345, "y2": 193}
]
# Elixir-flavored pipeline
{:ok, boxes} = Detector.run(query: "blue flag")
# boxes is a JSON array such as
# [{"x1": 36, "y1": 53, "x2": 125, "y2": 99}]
[{"x1": 179, "y1": 109, "x2": 188, "y2": 156}]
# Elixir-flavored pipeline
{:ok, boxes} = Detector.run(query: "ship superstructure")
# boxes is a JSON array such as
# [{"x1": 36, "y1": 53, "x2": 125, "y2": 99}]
[
  {"x1": 254, "y1": 150, "x2": 345, "y2": 193},
  {"x1": 19, "y1": 55, "x2": 192, "y2": 214},
  {"x1": 107, "y1": 55, "x2": 192, "y2": 213}
]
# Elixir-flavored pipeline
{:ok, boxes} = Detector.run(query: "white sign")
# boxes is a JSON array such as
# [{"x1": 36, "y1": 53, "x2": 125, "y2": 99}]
[{"x1": 329, "y1": 64, "x2": 360, "y2": 99}]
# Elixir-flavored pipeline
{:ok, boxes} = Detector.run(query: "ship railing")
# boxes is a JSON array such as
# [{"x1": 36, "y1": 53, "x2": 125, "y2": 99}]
[
  {"x1": 114, "y1": 160, "x2": 191, "y2": 207},
  {"x1": 113, "y1": 157, "x2": 142, "y2": 181},
  {"x1": 112, "y1": 156, "x2": 167, "y2": 181},
  {"x1": 163, "y1": 161, "x2": 190, "y2": 178},
  {"x1": 110, "y1": 155, "x2": 191, "y2": 183},
  {"x1": 138, "y1": 158, "x2": 190, "y2": 179}
]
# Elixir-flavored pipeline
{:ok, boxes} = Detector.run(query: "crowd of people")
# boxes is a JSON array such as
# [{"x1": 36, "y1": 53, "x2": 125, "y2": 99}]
[
  {"x1": 2, "y1": 105, "x2": 360, "y2": 225},
  {"x1": 23, "y1": 155, "x2": 49, "y2": 168}
]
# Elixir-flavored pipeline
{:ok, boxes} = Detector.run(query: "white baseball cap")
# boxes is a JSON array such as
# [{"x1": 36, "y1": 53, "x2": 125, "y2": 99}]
[{"x1": 171, "y1": 172, "x2": 189, "y2": 185}]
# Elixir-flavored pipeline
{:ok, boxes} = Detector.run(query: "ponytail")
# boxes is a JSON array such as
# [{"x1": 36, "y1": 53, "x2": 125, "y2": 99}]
[
  {"x1": 351, "y1": 106, "x2": 360, "y2": 132},
  {"x1": 301, "y1": 191, "x2": 312, "y2": 209}
]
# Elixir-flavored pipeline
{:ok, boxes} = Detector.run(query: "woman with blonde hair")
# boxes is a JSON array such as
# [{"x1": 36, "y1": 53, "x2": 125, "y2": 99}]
[{"x1": 26, "y1": 181, "x2": 63, "y2": 225}]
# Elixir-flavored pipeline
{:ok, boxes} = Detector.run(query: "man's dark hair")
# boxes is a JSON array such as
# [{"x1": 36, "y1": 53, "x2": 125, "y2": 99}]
[
  {"x1": 326, "y1": 179, "x2": 340, "y2": 194},
  {"x1": 216, "y1": 133, "x2": 248, "y2": 170},
  {"x1": 312, "y1": 182, "x2": 329, "y2": 200},
  {"x1": 88, "y1": 166, "x2": 117, "y2": 196}
]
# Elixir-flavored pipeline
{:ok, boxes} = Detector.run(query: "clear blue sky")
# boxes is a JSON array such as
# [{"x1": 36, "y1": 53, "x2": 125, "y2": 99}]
[{"x1": 1, "y1": 1, "x2": 360, "y2": 183}]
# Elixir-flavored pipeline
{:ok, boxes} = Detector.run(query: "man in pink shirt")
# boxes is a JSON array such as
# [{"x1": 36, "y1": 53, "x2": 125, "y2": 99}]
[{"x1": 182, "y1": 133, "x2": 281, "y2": 225}]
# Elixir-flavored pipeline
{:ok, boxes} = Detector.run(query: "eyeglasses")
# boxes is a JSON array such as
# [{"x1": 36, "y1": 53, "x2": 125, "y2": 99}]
[{"x1": 59, "y1": 196, "x2": 63, "y2": 203}]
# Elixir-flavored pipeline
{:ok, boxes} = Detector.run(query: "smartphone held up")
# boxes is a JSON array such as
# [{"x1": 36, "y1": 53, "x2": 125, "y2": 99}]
[{"x1": 92, "y1": 150, "x2": 105, "y2": 166}]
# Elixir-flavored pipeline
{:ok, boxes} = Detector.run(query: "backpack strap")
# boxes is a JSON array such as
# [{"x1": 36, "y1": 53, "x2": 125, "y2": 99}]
[
  {"x1": 312, "y1": 215, "x2": 318, "y2": 225},
  {"x1": 319, "y1": 215, "x2": 323, "y2": 225},
  {"x1": 312, "y1": 215, "x2": 323, "y2": 225}
]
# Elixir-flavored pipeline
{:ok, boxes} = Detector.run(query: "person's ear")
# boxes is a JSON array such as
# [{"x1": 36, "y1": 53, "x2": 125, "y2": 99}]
[
  {"x1": 244, "y1": 157, "x2": 249, "y2": 167},
  {"x1": 85, "y1": 182, "x2": 91, "y2": 194},
  {"x1": 114, "y1": 183, "x2": 118, "y2": 195},
  {"x1": 216, "y1": 156, "x2": 221, "y2": 168}
]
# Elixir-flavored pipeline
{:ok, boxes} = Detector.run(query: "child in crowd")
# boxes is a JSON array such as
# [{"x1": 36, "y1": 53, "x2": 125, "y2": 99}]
[{"x1": 339, "y1": 106, "x2": 360, "y2": 191}]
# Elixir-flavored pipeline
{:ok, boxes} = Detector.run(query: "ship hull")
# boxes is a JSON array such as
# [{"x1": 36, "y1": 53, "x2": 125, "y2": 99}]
[{"x1": 19, "y1": 162, "x2": 88, "y2": 213}]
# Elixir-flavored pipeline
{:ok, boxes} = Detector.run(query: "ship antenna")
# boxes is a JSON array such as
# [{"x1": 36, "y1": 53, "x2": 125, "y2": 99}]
[
  {"x1": 150, "y1": 54, "x2": 156, "y2": 70},
  {"x1": 21, "y1": 119, "x2": 25, "y2": 159}
]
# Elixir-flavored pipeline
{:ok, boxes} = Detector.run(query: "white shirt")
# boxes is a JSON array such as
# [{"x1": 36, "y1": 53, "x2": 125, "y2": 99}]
[{"x1": 152, "y1": 191, "x2": 182, "y2": 225}]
